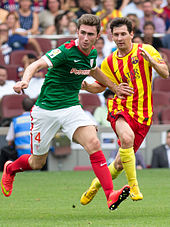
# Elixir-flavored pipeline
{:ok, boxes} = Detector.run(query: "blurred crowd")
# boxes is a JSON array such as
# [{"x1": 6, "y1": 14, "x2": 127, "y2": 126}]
[{"x1": 0, "y1": 0, "x2": 170, "y2": 126}]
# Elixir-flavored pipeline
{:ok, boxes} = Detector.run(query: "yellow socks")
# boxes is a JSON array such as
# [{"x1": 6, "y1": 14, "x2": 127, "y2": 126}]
[
  {"x1": 119, "y1": 147, "x2": 138, "y2": 187},
  {"x1": 108, "y1": 161, "x2": 123, "y2": 179},
  {"x1": 92, "y1": 160, "x2": 123, "y2": 189}
]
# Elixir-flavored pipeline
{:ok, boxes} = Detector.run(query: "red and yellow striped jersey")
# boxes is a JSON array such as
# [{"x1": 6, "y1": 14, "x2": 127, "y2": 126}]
[
  {"x1": 96, "y1": 9, "x2": 122, "y2": 33},
  {"x1": 101, "y1": 43, "x2": 164, "y2": 126}
]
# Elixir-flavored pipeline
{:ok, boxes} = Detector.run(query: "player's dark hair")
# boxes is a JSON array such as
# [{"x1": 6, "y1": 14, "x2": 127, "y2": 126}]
[
  {"x1": 0, "y1": 65, "x2": 7, "y2": 71},
  {"x1": 77, "y1": 14, "x2": 101, "y2": 35},
  {"x1": 143, "y1": 21, "x2": 155, "y2": 30},
  {"x1": 110, "y1": 17, "x2": 133, "y2": 34},
  {"x1": 167, "y1": 129, "x2": 170, "y2": 134},
  {"x1": 22, "y1": 97, "x2": 34, "y2": 111},
  {"x1": 103, "y1": 89, "x2": 115, "y2": 99}
]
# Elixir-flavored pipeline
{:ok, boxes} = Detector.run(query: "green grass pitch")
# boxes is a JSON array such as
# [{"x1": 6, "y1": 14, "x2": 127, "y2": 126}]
[{"x1": 0, "y1": 169, "x2": 170, "y2": 227}]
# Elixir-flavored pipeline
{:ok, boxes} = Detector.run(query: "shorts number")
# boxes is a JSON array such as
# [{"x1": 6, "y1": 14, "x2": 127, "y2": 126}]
[{"x1": 35, "y1": 132, "x2": 41, "y2": 143}]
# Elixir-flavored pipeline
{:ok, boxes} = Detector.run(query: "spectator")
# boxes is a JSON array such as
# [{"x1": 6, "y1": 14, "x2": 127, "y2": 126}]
[
  {"x1": 0, "y1": 97, "x2": 34, "y2": 171},
  {"x1": 132, "y1": 34, "x2": 143, "y2": 44},
  {"x1": 153, "y1": 0, "x2": 166, "y2": 20},
  {"x1": 96, "y1": 0, "x2": 122, "y2": 34},
  {"x1": 18, "y1": 54, "x2": 45, "y2": 99},
  {"x1": 0, "y1": 0, "x2": 19, "y2": 11},
  {"x1": 162, "y1": 33, "x2": 170, "y2": 48},
  {"x1": 95, "y1": 37, "x2": 106, "y2": 68},
  {"x1": 6, "y1": 12, "x2": 27, "y2": 36},
  {"x1": 45, "y1": 12, "x2": 70, "y2": 35},
  {"x1": 151, "y1": 129, "x2": 170, "y2": 168},
  {"x1": 102, "y1": 20, "x2": 117, "y2": 57},
  {"x1": 0, "y1": 65, "x2": 16, "y2": 100},
  {"x1": 17, "y1": 0, "x2": 39, "y2": 35},
  {"x1": 0, "y1": 23, "x2": 42, "y2": 64},
  {"x1": 75, "y1": 0, "x2": 95, "y2": 18},
  {"x1": 68, "y1": 20, "x2": 77, "y2": 35},
  {"x1": 163, "y1": 0, "x2": 170, "y2": 32},
  {"x1": 140, "y1": 0, "x2": 166, "y2": 34},
  {"x1": 38, "y1": 0, "x2": 61, "y2": 34},
  {"x1": 122, "y1": 0, "x2": 144, "y2": 19},
  {"x1": 94, "y1": 89, "x2": 115, "y2": 127},
  {"x1": 31, "y1": 0, "x2": 47, "y2": 13},
  {"x1": 127, "y1": 13, "x2": 142, "y2": 35},
  {"x1": 0, "y1": 8, "x2": 9, "y2": 24},
  {"x1": 143, "y1": 21, "x2": 163, "y2": 50},
  {"x1": 0, "y1": 96, "x2": 47, "y2": 171}
]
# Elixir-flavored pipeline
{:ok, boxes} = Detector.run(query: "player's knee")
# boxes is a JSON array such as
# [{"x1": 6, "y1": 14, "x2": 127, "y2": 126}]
[
  {"x1": 84, "y1": 137, "x2": 101, "y2": 153},
  {"x1": 120, "y1": 131, "x2": 134, "y2": 147},
  {"x1": 30, "y1": 158, "x2": 46, "y2": 170}
]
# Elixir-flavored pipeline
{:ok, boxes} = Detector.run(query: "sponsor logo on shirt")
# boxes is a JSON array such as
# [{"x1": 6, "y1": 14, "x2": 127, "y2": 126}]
[
  {"x1": 70, "y1": 68, "x2": 91, "y2": 75},
  {"x1": 48, "y1": 49, "x2": 61, "y2": 58}
]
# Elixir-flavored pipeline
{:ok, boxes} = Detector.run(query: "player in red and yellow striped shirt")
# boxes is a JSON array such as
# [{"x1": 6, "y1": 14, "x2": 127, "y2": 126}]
[{"x1": 80, "y1": 17, "x2": 169, "y2": 205}]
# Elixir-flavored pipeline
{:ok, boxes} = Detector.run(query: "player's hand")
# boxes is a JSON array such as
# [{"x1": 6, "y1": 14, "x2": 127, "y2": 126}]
[
  {"x1": 139, "y1": 47, "x2": 153, "y2": 64},
  {"x1": 81, "y1": 80, "x2": 90, "y2": 90},
  {"x1": 13, "y1": 81, "x2": 29, "y2": 94},
  {"x1": 115, "y1": 83, "x2": 134, "y2": 99}
]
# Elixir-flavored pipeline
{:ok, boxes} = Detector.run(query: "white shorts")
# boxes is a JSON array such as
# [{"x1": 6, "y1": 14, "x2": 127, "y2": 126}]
[{"x1": 30, "y1": 105, "x2": 97, "y2": 155}]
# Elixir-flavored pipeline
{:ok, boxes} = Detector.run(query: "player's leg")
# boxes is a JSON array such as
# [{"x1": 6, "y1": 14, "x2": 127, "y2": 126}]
[
  {"x1": 1, "y1": 106, "x2": 61, "y2": 197},
  {"x1": 80, "y1": 152, "x2": 124, "y2": 205},
  {"x1": 62, "y1": 106, "x2": 129, "y2": 210},
  {"x1": 115, "y1": 117, "x2": 143, "y2": 201},
  {"x1": 73, "y1": 125, "x2": 130, "y2": 210}
]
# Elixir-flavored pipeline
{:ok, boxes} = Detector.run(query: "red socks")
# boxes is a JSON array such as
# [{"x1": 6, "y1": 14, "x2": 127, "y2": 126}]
[
  {"x1": 7, "y1": 154, "x2": 32, "y2": 175},
  {"x1": 90, "y1": 150, "x2": 113, "y2": 199}
]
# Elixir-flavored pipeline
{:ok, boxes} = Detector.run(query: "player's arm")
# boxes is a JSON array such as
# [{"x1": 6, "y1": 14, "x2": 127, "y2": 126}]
[
  {"x1": 81, "y1": 80, "x2": 106, "y2": 93},
  {"x1": 13, "y1": 58, "x2": 48, "y2": 94},
  {"x1": 89, "y1": 67, "x2": 134, "y2": 99},
  {"x1": 139, "y1": 47, "x2": 169, "y2": 79}
]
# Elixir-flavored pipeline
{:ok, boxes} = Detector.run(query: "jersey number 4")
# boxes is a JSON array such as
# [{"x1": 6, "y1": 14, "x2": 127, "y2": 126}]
[{"x1": 35, "y1": 132, "x2": 41, "y2": 143}]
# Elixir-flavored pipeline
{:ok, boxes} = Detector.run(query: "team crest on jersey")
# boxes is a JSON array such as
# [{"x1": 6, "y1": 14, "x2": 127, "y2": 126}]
[
  {"x1": 131, "y1": 56, "x2": 139, "y2": 64},
  {"x1": 90, "y1": 59, "x2": 94, "y2": 67},
  {"x1": 48, "y1": 49, "x2": 61, "y2": 58}
]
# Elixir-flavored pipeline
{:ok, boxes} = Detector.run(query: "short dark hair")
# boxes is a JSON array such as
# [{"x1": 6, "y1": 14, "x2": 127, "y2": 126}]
[
  {"x1": 0, "y1": 65, "x2": 7, "y2": 71},
  {"x1": 167, "y1": 129, "x2": 170, "y2": 134},
  {"x1": 77, "y1": 14, "x2": 101, "y2": 35},
  {"x1": 22, "y1": 97, "x2": 34, "y2": 111},
  {"x1": 143, "y1": 21, "x2": 155, "y2": 30},
  {"x1": 110, "y1": 17, "x2": 133, "y2": 34},
  {"x1": 103, "y1": 89, "x2": 115, "y2": 99}
]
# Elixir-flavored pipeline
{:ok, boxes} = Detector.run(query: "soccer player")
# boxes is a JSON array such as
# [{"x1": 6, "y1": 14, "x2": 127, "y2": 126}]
[
  {"x1": 80, "y1": 17, "x2": 169, "y2": 205},
  {"x1": 1, "y1": 14, "x2": 133, "y2": 210}
]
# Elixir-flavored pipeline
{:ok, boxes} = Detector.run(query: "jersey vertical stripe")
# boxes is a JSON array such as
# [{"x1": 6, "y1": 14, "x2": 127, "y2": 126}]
[{"x1": 127, "y1": 53, "x2": 138, "y2": 120}]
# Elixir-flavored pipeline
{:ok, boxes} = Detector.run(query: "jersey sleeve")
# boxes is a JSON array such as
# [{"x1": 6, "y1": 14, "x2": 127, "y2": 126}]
[
  {"x1": 43, "y1": 46, "x2": 67, "y2": 68},
  {"x1": 101, "y1": 58, "x2": 118, "y2": 84},
  {"x1": 143, "y1": 44, "x2": 165, "y2": 64}
]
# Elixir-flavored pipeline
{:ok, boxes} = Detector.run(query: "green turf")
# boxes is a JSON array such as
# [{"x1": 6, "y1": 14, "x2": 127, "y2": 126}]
[{"x1": 0, "y1": 169, "x2": 170, "y2": 227}]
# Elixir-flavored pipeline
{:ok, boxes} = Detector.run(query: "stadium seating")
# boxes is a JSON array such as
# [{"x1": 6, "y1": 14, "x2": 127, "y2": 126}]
[
  {"x1": 160, "y1": 107, "x2": 170, "y2": 124},
  {"x1": 0, "y1": 94, "x2": 28, "y2": 126},
  {"x1": 153, "y1": 77, "x2": 170, "y2": 92},
  {"x1": 10, "y1": 50, "x2": 37, "y2": 66},
  {"x1": 159, "y1": 48, "x2": 170, "y2": 62},
  {"x1": 25, "y1": 38, "x2": 52, "y2": 54},
  {"x1": 5, "y1": 64, "x2": 20, "y2": 81},
  {"x1": 79, "y1": 93, "x2": 101, "y2": 114},
  {"x1": 152, "y1": 91, "x2": 170, "y2": 124}
]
